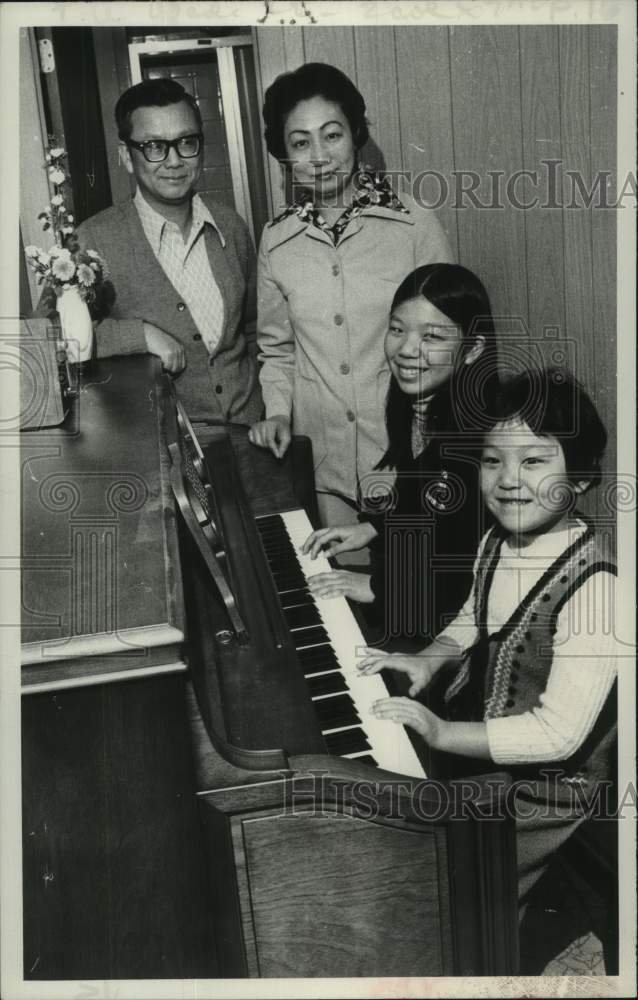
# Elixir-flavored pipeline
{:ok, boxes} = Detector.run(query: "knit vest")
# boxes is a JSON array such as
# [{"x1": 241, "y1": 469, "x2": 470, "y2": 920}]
[{"x1": 444, "y1": 522, "x2": 617, "y2": 806}]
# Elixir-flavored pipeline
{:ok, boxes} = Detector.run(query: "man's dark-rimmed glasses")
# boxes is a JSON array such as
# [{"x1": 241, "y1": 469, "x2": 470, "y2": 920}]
[{"x1": 126, "y1": 134, "x2": 203, "y2": 163}]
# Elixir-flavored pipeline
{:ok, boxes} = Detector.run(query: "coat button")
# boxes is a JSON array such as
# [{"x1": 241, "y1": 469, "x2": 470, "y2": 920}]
[
  {"x1": 340, "y1": 363, "x2": 350, "y2": 374},
  {"x1": 346, "y1": 410, "x2": 355, "y2": 422},
  {"x1": 334, "y1": 314, "x2": 344, "y2": 326},
  {"x1": 193, "y1": 333, "x2": 202, "y2": 341},
  {"x1": 177, "y1": 302, "x2": 186, "y2": 312},
  {"x1": 215, "y1": 384, "x2": 223, "y2": 394},
  {"x1": 332, "y1": 264, "x2": 340, "y2": 276},
  {"x1": 506, "y1": 699, "x2": 515, "y2": 708}
]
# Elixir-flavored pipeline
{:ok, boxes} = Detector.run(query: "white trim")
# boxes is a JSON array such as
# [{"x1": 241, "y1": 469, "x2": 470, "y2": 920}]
[
  {"x1": 217, "y1": 46, "x2": 255, "y2": 236},
  {"x1": 22, "y1": 660, "x2": 187, "y2": 694},
  {"x1": 19, "y1": 28, "x2": 54, "y2": 309},
  {"x1": 128, "y1": 36, "x2": 250, "y2": 84}
]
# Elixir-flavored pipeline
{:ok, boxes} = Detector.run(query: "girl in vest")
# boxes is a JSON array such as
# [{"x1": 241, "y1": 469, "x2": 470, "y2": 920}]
[
  {"x1": 358, "y1": 367, "x2": 618, "y2": 899},
  {"x1": 302, "y1": 263, "x2": 499, "y2": 645}
]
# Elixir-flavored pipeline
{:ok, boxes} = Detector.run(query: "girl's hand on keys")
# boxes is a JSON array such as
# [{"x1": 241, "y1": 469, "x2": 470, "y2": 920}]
[
  {"x1": 301, "y1": 522, "x2": 377, "y2": 559},
  {"x1": 371, "y1": 697, "x2": 442, "y2": 745},
  {"x1": 357, "y1": 648, "x2": 438, "y2": 697},
  {"x1": 307, "y1": 570, "x2": 374, "y2": 604}
]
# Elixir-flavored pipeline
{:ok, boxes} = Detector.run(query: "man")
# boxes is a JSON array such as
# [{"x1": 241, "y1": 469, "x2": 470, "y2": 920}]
[{"x1": 49, "y1": 78, "x2": 263, "y2": 423}]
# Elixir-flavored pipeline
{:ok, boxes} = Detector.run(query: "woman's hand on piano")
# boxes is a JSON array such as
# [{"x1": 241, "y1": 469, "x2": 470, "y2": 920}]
[
  {"x1": 307, "y1": 569, "x2": 374, "y2": 603},
  {"x1": 370, "y1": 697, "x2": 443, "y2": 745},
  {"x1": 248, "y1": 415, "x2": 291, "y2": 458},
  {"x1": 302, "y1": 522, "x2": 378, "y2": 559},
  {"x1": 357, "y1": 648, "x2": 442, "y2": 697}
]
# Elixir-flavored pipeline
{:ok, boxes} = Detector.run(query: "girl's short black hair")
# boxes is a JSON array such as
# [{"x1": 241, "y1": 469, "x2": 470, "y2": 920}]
[
  {"x1": 379, "y1": 264, "x2": 500, "y2": 469},
  {"x1": 487, "y1": 367, "x2": 607, "y2": 489},
  {"x1": 263, "y1": 62, "x2": 369, "y2": 162},
  {"x1": 115, "y1": 79, "x2": 202, "y2": 142}
]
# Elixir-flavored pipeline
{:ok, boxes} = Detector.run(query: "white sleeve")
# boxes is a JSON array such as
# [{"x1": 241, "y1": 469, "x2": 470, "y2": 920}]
[
  {"x1": 434, "y1": 533, "x2": 491, "y2": 652},
  {"x1": 487, "y1": 570, "x2": 619, "y2": 764},
  {"x1": 256, "y1": 232, "x2": 295, "y2": 419}
]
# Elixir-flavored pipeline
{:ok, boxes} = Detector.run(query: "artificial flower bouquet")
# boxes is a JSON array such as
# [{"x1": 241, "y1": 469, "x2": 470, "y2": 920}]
[{"x1": 24, "y1": 147, "x2": 112, "y2": 321}]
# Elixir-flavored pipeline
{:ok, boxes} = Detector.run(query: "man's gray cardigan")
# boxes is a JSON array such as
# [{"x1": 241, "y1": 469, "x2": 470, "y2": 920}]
[{"x1": 72, "y1": 194, "x2": 263, "y2": 423}]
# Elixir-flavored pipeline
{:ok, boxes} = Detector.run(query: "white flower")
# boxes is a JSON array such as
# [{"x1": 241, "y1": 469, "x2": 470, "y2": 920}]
[
  {"x1": 49, "y1": 147, "x2": 65, "y2": 158},
  {"x1": 24, "y1": 245, "x2": 40, "y2": 258},
  {"x1": 61, "y1": 226, "x2": 74, "y2": 235},
  {"x1": 48, "y1": 168, "x2": 66, "y2": 185},
  {"x1": 86, "y1": 250, "x2": 100, "y2": 259},
  {"x1": 52, "y1": 256, "x2": 76, "y2": 281},
  {"x1": 77, "y1": 263, "x2": 95, "y2": 287},
  {"x1": 51, "y1": 194, "x2": 64, "y2": 207},
  {"x1": 67, "y1": 214, "x2": 74, "y2": 223},
  {"x1": 49, "y1": 246, "x2": 71, "y2": 260}
]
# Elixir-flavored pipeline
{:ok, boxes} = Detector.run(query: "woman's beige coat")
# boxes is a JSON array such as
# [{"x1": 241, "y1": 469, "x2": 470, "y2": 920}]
[{"x1": 257, "y1": 192, "x2": 453, "y2": 499}]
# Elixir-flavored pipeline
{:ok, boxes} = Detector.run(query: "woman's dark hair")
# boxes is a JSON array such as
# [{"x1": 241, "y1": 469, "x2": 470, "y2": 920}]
[
  {"x1": 115, "y1": 79, "x2": 202, "y2": 142},
  {"x1": 486, "y1": 367, "x2": 607, "y2": 489},
  {"x1": 379, "y1": 263, "x2": 499, "y2": 469},
  {"x1": 263, "y1": 62, "x2": 369, "y2": 162}
]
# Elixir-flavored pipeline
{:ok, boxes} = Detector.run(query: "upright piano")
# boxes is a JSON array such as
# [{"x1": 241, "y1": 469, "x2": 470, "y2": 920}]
[{"x1": 20, "y1": 355, "x2": 519, "y2": 981}]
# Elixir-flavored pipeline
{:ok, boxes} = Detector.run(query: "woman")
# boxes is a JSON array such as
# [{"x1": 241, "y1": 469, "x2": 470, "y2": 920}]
[{"x1": 248, "y1": 63, "x2": 453, "y2": 538}]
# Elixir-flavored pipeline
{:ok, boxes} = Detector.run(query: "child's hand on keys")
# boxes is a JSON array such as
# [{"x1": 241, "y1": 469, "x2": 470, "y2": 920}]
[
  {"x1": 301, "y1": 522, "x2": 377, "y2": 559},
  {"x1": 371, "y1": 696, "x2": 442, "y2": 745},
  {"x1": 308, "y1": 570, "x2": 374, "y2": 604},
  {"x1": 357, "y1": 647, "x2": 438, "y2": 696}
]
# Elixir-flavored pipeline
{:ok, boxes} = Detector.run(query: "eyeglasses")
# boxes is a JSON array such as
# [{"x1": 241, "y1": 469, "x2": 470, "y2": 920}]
[{"x1": 126, "y1": 133, "x2": 203, "y2": 163}]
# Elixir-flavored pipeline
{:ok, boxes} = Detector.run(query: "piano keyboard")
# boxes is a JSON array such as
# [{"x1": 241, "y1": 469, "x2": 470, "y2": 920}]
[{"x1": 256, "y1": 509, "x2": 426, "y2": 779}]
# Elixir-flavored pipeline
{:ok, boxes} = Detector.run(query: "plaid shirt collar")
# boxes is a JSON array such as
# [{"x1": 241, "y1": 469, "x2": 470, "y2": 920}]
[{"x1": 134, "y1": 189, "x2": 226, "y2": 254}]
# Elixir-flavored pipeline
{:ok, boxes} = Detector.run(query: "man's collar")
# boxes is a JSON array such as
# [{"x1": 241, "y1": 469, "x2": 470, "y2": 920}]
[
  {"x1": 133, "y1": 189, "x2": 226, "y2": 250},
  {"x1": 191, "y1": 194, "x2": 226, "y2": 247}
]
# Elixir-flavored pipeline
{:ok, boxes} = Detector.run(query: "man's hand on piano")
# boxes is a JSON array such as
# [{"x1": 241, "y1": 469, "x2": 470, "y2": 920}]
[
  {"x1": 301, "y1": 521, "x2": 378, "y2": 559},
  {"x1": 356, "y1": 647, "x2": 444, "y2": 697},
  {"x1": 143, "y1": 322, "x2": 186, "y2": 374},
  {"x1": 307, "y1": 569, "x2": 374, "y2": 604},
  {"x1": 248, "y1": 415, "x2": 291, "y2": 458},
  {"x1": 370, "y1": 697, "x2": 443, "y2": 745}
]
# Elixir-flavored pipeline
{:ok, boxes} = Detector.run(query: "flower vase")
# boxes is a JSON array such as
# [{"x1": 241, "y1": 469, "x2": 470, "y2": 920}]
[{"x1": 57, "y1": 286, "x2": 93, "y2": 364}]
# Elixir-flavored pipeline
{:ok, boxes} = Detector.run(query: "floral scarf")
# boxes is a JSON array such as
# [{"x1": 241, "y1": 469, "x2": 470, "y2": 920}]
[{"x1": 271, "y1": 167, "x2": 409, "y2": 244}]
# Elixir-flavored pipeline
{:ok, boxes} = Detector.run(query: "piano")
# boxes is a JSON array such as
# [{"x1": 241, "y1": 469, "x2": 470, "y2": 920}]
[
  {"x1": 20, "y1": 357, "x2": 519, "y2": 982},
  {"x1": 168, "y1": 387, "x2": 520, "y2": 978}
]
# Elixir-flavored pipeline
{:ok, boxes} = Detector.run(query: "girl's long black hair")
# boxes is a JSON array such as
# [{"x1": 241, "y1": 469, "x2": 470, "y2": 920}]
[{"x1": 378, "y1": 263, "x2": 499, "y2": 470}]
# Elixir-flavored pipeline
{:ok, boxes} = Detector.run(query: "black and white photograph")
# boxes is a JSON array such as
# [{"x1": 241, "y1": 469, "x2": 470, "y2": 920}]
[{"x1": 1, "y1": 1, "x2": 636, "y2": 997}]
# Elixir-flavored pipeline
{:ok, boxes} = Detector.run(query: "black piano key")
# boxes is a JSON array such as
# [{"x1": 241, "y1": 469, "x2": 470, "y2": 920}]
[
  {"x1": 313, "y1": 693, "x2": 360, "y2": 730},
  {"x1": 347, "y1": 754, "x2": 378, "y2": 766},
  {"x1": 278, "y1": 587, "x2": 312, "y2": 608},
  {"x1": 323, "y1": 728, "x2": 372, "y2": 755},
  {"x1": 283, "y1": 604, "x2": 322, "y2": 630},
  {"x1": 271, "y1": 569, "x2": 306, "y2": 591},
  {"x1": 257, "y1": 513, "x2": 380, "y2": 765},
  {"x1": 297, "y1": 645, "x2": 340, "y2": 672},
  {"x1": 293, "y1": 625, "x2": 330, "y2": 649},
  {"x1": 306, "y1": 671, "x2": 348, "y2": 697}
]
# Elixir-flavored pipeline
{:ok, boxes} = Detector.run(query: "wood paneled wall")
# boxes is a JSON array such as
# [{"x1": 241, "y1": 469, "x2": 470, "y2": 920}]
[{"x1": 253, "y1": 25, "x2": 618, "y2": 516}]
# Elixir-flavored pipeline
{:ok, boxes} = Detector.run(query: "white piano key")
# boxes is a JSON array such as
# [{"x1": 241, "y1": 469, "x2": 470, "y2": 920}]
[{"x1": 277, "y1": 509, "x2": 426, "y2": 778}]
